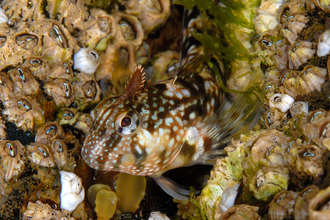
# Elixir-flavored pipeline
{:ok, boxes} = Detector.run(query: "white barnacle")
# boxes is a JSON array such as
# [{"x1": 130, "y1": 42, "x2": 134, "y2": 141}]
[
  {"x1": 269, "y1": 93, "x2": 294, "y2": 113},
  {"x1": 59, "y1": 171, "x2": 85, "y2": 212},
  {"x1": 219, "y1": 183, "x2": 240, "y2": 212},
  {"x1": 317, "y1": 30, "x2": 330, "y2": 57},
  {"x1": 0, "y1": 8, "x2": 8, "y2": 24},
  {"x1": 290, "y1": 101, "x2": 309, "y2": 118},
  {"x1": 148, "y1": 211, "x2": 170, "y2": 220},
  {"x1": 73, "y1": 48, "x2": 100, "y2": 74}
]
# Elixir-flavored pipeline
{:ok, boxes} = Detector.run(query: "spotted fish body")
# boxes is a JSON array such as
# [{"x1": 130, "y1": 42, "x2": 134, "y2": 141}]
[
  {"x1": 82, "y1": 57, "x2": 228, "y2": 176},
  {"x1": 81, "y1": 8, "x2": 261, "y2": 184}
]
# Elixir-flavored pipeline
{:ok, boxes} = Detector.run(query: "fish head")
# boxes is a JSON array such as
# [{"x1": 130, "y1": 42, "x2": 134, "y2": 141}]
[{"x1": 81, "y1": 67, "x2": 183, "y2": 176}]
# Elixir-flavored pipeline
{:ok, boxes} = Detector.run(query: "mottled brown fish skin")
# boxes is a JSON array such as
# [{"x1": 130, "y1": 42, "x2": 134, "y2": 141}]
[{"x1": 81, "y1": 59, "x2": 224, "y2": 176}]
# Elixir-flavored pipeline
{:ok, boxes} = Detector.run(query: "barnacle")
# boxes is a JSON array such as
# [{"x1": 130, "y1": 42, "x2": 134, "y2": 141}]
[
  {"x1": 268, "y1": 190, "x2": 298, "y2": 220},
  {"x1": 1, "y1": 0, "x2": 45, "y2": 26},
  {"x1": 0, "y1": 27, "x2": 42, "y2": 70},
  {"x1": 58, "y1": 109, "x2": 94, "y2": 134},
  {"x1": 283, "y1": 14, "x2": 309, "y2": 44},
  {"x1": 249, "y1": 130, "x2": 289, "y2": 168},
  {"x1": 280, "y1": 65, "x2": 327, "y2": 98},
  {"x1": 73, "y1": 73, "x2": 101, "y2": 109},
  {"x1": 22, "y1": 56, "x2": 50, "y2": 81},
  {"x1": 254, "y1": 0, "x2": 283, "y2": 36},
  {"x1": 200, "y1": 145, "x2": 244, "y2": 219},
  {"x1": 272, "y1": 40, "x2": 291, "y2": 71},
  {"x1": 0, "y1": 72, "x2": 14, "y2": 102},
  {"x1": 47, "y1": 61, "x2": 74, "y2": 81},
  {"x1": 150, "y1": 50, "x2": 179, "y2": 83},
  {"x1": 73, "y1": 48, "x2": 100, "y2": 75},
  {"x1": 74, "y1": 113, "x2": 94, "y2": 134},
  {"x1": 290, "y1": 101, "x2": 309, "y2": 118},
  {"x1": 0, "y1": 8, "x2": 8, "y2": 24},
  {"x1": 0, "y1": 116, "x2": 6, "y2": 140},
  {"x1": 114, "y1": 12, "x2": 144, "y2": 48},
  {"x1": 294, "y1": 185, "x2": 320, "y2": 220},
  {"x1": 249, "y1": 166, "x2": 290, "y2": 201},
  {"x1": 44, "y1": 79, "x2": 74, "y2": 107},
  {"x1": 26, "y1": 142, "x2": 56, "y2": 167},
  {"x1": 49, "y1": 139, "x2": 68, "y2": 167},
  {"x1": 0, "y1": 140, "x2": 26, "y2": 182},
  {"x1": 288, "y1": 41, "x2": 316, "y2": 69},
  {"x1": 2, "y1": 95, "x2": 44, "y2": 132},
  {"x1": 282, "y1": 139, "x2": 325, "y2": 178},
  {"x1": 126, "y1": 0, "x2": 171, "y2": 36},
  {"x1": 295, "y1": 142, "x2": 325, "y2": 178},
  {"x1": 26, "y1": 20, "x2": 79, "y2": 63},
  {"x1": 317, "y1": 29, "x2": 330, "y2": 57},
  {"x1": 219, "y1": 204, "x2": 261, "y2": 220},
  {"x1": 312, "y1": 0, "x2": 330, "y2": 12},
  {"x1": 309, "y1": 185, "x2": 330, "y2": 220},
  {"x1": 269, "y1": 93, "x2": 294, "y2": 113},
  {"x1": 47, "y1": 0, "x2": 89, "y2": 32},
  {"x1": 8, "y1": 67, "x2": 40, "y2": 95},
  {"x1": 78, "y1": 8, "x2": 117, "y2": 49},
  {"x1": 149, "y1": 212, "x2": 171, "y2": 220},
  {"x1": 58, "y1": 108, "x2": 80, "y2": 126},
  {"x1": 35, "y1": 121, "x2": 65, "y2": 145},
  {"x1": 300, "y1": 110, "x2": 330, "y2": 150},
  {"x1": 23, "y1": 200, "x2": 75, "y2": 220},
  {"x1": 136, "y1": 41, "x2": 151, "y2": 65},
  {"x1": 262, "y1": 108, "x2": 288, "y2": 129},
  {"x1": 59, "y1": 171, "x2": 85, "y2": 212}
]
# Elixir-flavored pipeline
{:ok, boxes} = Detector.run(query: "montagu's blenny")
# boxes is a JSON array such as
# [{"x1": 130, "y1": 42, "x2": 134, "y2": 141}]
[{"x1": 81, "y1": 9, "x2": 261, "y2": 199}]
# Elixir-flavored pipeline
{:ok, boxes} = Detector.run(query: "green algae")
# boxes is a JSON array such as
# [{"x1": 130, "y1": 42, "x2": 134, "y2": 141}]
[{"x1": 174, "y1": 0, "x2": 260, "y2": 61}]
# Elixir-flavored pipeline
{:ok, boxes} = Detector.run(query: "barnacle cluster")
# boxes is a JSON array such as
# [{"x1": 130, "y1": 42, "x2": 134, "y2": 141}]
[
  {"x1": 0, "y1": 0, "x2": 172, "y2": 218},
  {"x1": 173, "y1": 0, "x2": 330, "y2": 219}
]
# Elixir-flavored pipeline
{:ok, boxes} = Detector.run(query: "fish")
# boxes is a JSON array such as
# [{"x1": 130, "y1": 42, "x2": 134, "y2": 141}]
[
  {"x1": 81, "y1": 56, "x2": 261, "y2": 198},
  {"x1": 81, "y1": 9, "x2": 261, "y2": 199}
]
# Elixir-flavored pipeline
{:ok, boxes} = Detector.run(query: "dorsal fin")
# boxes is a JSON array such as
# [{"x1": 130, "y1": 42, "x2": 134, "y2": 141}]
[{"x1": 124, "y1": 65, "x2": 146, "y2": 97}]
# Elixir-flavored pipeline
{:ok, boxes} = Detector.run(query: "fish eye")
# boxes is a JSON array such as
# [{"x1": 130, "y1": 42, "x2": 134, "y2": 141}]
[
  {"x1": 121, "y1": 116, "x2": 132, "y2": 127},
  {"x1": 116, "y1": 111, "x2": 140, "y2": 136}
]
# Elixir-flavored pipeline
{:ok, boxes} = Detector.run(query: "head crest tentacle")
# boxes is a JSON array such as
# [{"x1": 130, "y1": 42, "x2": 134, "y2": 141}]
[{"x1": 123, "y1": 65, "x2": 147, "y2": 98}]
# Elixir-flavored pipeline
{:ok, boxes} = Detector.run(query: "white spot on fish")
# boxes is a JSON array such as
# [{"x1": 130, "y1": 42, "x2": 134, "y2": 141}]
[
  {"x1": 189, "y1": 112, "x2": 196, "y2": 120},
  {"x1": 181, "y1": 89, "x2": 190, "y2": 97},
  {"x1": 205, "y1": 81, "x2": 210, "y2": 91},
  {"x1": 175, "y1": 92, "x2": 183, "y2": 99},
  {"x1": 165, "y1": 118, "x2": 173, "y2": 126},
  {"x1": 211, "y1": 98, "x2": 215, "y2": 107},
  {"x1": 164, "y1": 90, "x2": 174, "y2": 97},
  {"x1": 175, "y1": 117, "x2": 183, "y2": 126},
  {"x1": 168, "y1": 138, "x2": 175, "y2": 148},
  {"x1": 135, "y1": 145, "x2": 143, "y2": 154},
  {"x1": 154, "y1": 119, "x2": 163, "y2": 129}
]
